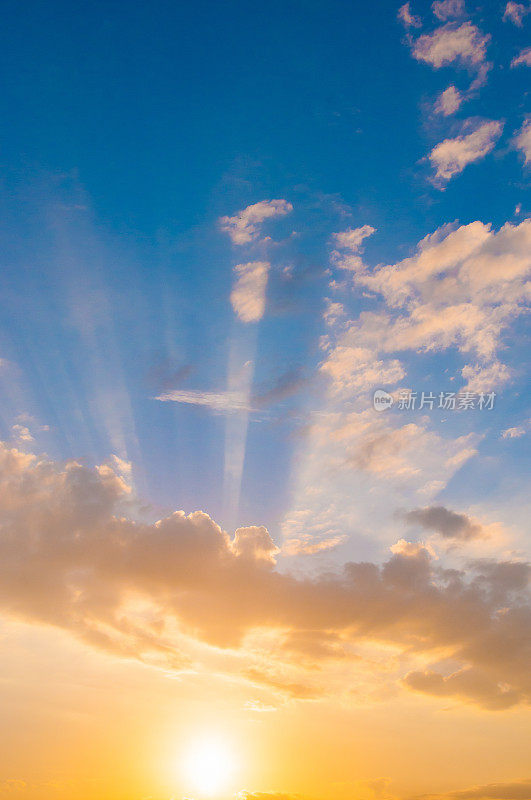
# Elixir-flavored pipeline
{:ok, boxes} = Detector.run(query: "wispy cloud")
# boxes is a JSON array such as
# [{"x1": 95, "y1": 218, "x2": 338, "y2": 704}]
[
  {"x1": 514, "y1": 118, "x2": 531, "y2": 164},
  {"x1": 398, "y1": 2, "x2": 422, "y2": 28},
  {"x1": 503, "y1": 1, "x2": 530, "y2": 27},
  {"x1": 510, "y1": 46, "x2": 531, "y2": 67},
  {"x1": 432, "y1": 0, "x2": 466, "y2": 21},
  {"x1": 155, "y1": 388, "x2": 252, "y2": 413}
]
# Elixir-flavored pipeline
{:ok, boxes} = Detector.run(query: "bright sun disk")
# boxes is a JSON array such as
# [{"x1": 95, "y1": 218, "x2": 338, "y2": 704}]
[{"x1": 181, "y1": 734, "x2": 237, "y2": 796}]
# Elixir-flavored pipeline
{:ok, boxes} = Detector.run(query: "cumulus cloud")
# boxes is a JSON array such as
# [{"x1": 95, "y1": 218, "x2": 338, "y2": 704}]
[
  {"x1": 403, "y1": 505, "x2": 483, "y2": 540},
  {"x1": 219, "y1": 200, "x2": 293, "y2": 245},
  {"x1": 432, "y1": 0, "x2": 466, "y2": 21},
  {"x1": 231, "y1": 261, "x2": 270, "y2": 322},
  {"x1": 428, "y1": 120, "x2": 503, "y2": 183},
  {"x1": 503, "y1": 2, "x2": 530, "y2": 26},
  {"x1": 434, "y1": 85, "x2": 463, "y2": 116},
  {"x1": 320, "y1": 345, "x2": 405, "y2": 394},
  {"x1": 398, "y1": 2, "x2": 422, "y2": 28},
  {"x1": 514, "y1": 119, "x2": 531, "y2": 164},
  {"x1": 284, "y1": 216, "x2": 530, "y2": 558},
  {"x1": 354, "y1": 218, "x2": 531, "y2": 370},
  {"x1": 413, "y1": 22, "x2": 489, "y2": 69},
  {"x1": 330, "y1": 225, "x2": 376, "y2": 272},
  {"x1": 0, "y1": 442, "x2": 529, "y2": 709}
]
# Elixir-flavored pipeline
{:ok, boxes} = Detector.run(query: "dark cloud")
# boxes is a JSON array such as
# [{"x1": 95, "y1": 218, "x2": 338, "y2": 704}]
[
  {"x1": 402, "y1": 505, "x2": 483, "y2": 540},
  {"x1": 251, "y1": 367, "x2": 308, "y2": 407},
  {"x1": 146, "y1": 358, "x2": 194, "y2": 392}
]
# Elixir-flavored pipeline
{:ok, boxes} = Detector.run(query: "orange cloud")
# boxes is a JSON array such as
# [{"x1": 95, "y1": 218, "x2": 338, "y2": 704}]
[{"x1": 0, "y1": 443, "x2": 529, "y2": 709}]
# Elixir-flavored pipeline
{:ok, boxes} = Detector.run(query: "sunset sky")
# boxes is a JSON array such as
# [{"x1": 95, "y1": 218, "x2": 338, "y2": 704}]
[{"x1": 0, "y1": 0, "x2": 530, "y2": 799}]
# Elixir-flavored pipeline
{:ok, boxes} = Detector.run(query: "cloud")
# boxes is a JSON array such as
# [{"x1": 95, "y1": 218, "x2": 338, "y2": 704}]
[
  {"x1": 0, "y1": 779, "x2": 27, "y2": 794},
  {"x1": 398, "y1": 2, "x2": 422, "y2": 28},
  {"x1": 432, "y1": 0, "x2": 466, "y2": 21},
  {"x1": 155, "y1": 388, "x2": 252, "y2": 413},
  {"x1": 252, "y1": 367, "x2": 308, "y2": 407},
  {"x1": 501, "y1": 426, "x2": 526, "y2": 439},
  {"x1": 413, "y1": 22, "x2": 489, "y2": 69},
  {"x1": 219, "y1": 200, "x2": 293, "y2": 245},
  {"x1": 284, "y1": 215, "x2": 530, "y2": 559},
  {"x1": 352, "y1": 218, "x2": 531, "y2": 377},
  {"x1": 403, "y1": 666, "x2": 522, "y2": 710},
  {"x1": 402, "y1": 505, "x2": 483, "y2": 540},
  {"x1": 331, "y1": 225, "x2": 377, "y2": 272},
  {"x1": 503, "y1": 2, "x2": 530, "y2": 26},
  {"x1": 320, "y1": 345, "x2": 405, "y2": 394},
  {"x1": 461, "y1": 361, "x2": 513, "y2": 392},
  {"x1": 11, "y1": 424, "x2": 34, "y2": 444},
  {"x1": 434, "y1": 85, "x2": 463, "y2": 116},
  {"x1": 511, "y1": 47, "x2": 531, "y2": 67},
  {"x1": 231, "y1": 261, "x2": 270, "y2": 322},
  {"x1": 428, "y1": 120, "x2": 503, "y2": 183},
  {"x1": 333, "y1": 225, "x2": 376, "y2": 251},
  {"x1": 0, "y1": 442, "x2": 529, "y2": 709},
  {"x1": 514, "y1": 119, "x2": 531, "y2": 164},
  {"x1": 429, "y1": 779, "x2": 531, "y2": 800}
]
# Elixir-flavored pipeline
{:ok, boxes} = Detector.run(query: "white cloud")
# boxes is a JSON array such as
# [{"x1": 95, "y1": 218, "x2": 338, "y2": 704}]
[
  {"x1": 434, "y1": 85, "x2": 463, "y2": 116},
  {"x1": 511, "y1": 46, "x2": 531, "y2": 67},
  {"x1": 109, "y1": 454, "x2": 133, "y2": 480},
  {"x1": 501, "y1": 426, "x2": 526, "y2": 439},
  {"x1": 461, "y1": 361, "x2": 513, "y2": 392},
  {"x1": 230, "y1": 261, "x2": 270, "y2": 322},
  {"x1": 398, "y1": 2, "x2": 422, "y2": 27},
  {"x1": 330, "y1": 225, "x2": 376, "y2": 271},
  {"x1": 320, "y1": 345, "x2": 405, "y2": 394},
  {"x1": 503, "y1": 1, "x2": 530, "y2": 26},
  {"x1": 11, "y1": 424, "x2": 34, "y2": 443},
  {"x1": 413, "y1": 22, "x2": 489, "y2": 69},
  {"x1": 357, "y1": 219, "x2": 531, "y2": 357},
  {"x1": 514, "y1": 119, "x2": 531, "y2": 164},
  {"x1": 428, "y1": 120, "x2": 503, "y2": 183},
  {"x1": 219, "y1": 199, "x2": 293, "y2": 245},
  {"x1": 432, "y1": 0, "x2": 466, "y2": 21},
  {"x1": 155, "y1": 389, "x2": 252, "y2": 413},
  {"x1": 283, "y1": 213, "x2": 531, "y2": 563}
]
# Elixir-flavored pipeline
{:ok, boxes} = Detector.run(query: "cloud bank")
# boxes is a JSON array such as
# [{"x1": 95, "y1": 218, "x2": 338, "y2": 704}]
[{"x1": 0, "y1": 443, "x2": 529, "y2": 709}]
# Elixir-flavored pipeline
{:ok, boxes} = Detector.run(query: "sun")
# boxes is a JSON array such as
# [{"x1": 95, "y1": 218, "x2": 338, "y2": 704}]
[{"x1": 181, "y1": 733, "x2": 238, "y2": 796}]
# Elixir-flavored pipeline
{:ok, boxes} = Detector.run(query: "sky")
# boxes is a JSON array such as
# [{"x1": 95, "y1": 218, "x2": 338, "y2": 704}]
[{"x1": 0, "y1": 0, "x2": 530, "y2": 798}]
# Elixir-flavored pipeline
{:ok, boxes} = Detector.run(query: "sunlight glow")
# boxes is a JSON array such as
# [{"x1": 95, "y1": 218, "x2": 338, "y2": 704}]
[{"x1": 181, "y1": 733, "x2": 238, "y2": 796}]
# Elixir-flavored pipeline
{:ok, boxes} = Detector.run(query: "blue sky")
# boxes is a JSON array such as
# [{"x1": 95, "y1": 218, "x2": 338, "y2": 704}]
[{"x1": 0, "y1": 0, "x2": 529, "y2": 550}]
